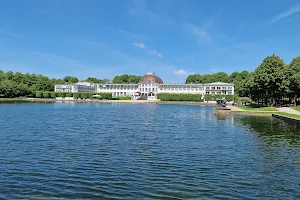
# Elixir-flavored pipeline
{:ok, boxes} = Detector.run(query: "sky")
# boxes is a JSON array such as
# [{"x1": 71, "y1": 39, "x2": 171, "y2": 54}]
[{"x1": 1, "y1": 0, "x2": 300, "y2": 83}]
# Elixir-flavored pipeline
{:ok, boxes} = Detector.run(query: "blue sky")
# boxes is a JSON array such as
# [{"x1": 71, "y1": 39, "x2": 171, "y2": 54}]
[{"x1": 1, "y1": 0, "x2": 300, "y2": 83}]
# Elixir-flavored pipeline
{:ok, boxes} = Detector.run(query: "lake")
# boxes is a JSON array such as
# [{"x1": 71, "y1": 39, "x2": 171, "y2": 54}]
[{"x1": 0, "y1": 103, "x2": 300, "y2": 199}]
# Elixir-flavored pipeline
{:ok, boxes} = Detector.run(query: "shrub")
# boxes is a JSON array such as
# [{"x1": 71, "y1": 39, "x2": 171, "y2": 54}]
[
  {"x1": 204, "y1": 94, "x2": 212, "y2": 102},
  {"x1": 157, "y1": 93, "x2": 203, "y2": 102},
  {"x1": 57, "y1": 92, "x2": 66, "y2": 98},
  {"x1": 119, "y1": 96, "x2": 132, "y2": 100},
  {"x1": 50, "y1": 92, "x2": 57, "y2": 98},
  {"x1": 42, "y1": 91, "x2": 51, "y2": 98},
  {"x1": 65, "y1": 92, "x2": 73, "y2": 97},
  {"x1": 99, "y1": 92, "x2": 112, "y2": 100},
  {"x1": 73, "y1": 92, "x2": 80, "y2": 99},
  {"x1": 35, "y1": 91, "x2": 43, "y2": 98},
  {"x1": 80, "y1": 92, "x2": 88, "y2": 99},
  {"x1": 239, "y1": 97, "x2": 252, "y2": 105}
]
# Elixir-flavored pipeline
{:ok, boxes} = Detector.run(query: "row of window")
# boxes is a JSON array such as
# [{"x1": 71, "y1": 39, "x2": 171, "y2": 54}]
[
  {"x1": 206, "y1": 86, "x2": 232, "y2": 90},
  {"x1": 55, "y1": 85, "x2": 72, "y2": 89},
  {"x1": 206, "y1": 91, "x2": 232, "y2": 94},
  {"x1": 99, "y1": 87, "x2": 138, "y2": 90},
  {"x1": 56, "y1": 89, "x2": 72, "y2": 92}
]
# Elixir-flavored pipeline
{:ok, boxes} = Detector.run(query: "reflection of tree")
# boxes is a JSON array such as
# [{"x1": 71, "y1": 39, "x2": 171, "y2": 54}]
[{"x1": 236, "y1": 117, "x2": 300, "y2": 144}]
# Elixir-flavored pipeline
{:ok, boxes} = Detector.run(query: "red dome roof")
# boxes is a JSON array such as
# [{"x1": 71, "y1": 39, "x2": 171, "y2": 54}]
[{"x1": 139, "y1": 73, "x2": 163, "y2": 84}]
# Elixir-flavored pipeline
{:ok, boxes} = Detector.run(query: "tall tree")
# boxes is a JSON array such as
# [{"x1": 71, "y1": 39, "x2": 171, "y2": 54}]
[{"x1": 253, "y1": 54, "x2": 286, "y2": 105}]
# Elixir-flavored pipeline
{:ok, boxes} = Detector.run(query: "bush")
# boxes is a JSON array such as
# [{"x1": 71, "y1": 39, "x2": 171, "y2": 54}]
[
  {"x1": 35, "y1": 91, "x2": 43, "y2": 98},
  {"x1": 50, "y1": 92, "x2": 57, "y2": 98},
  {"x1": 65, "y1": 92, "x2": 73, "y2": 97},
  {"x1": 100, "y1": 92, "x2": 112, "y2": 100},
  {"x1": 57, "y1": 92, "x2": 66, "y2": 98},
  {"x1": 118, "y1": 96, "x2": 132, "y2": 100},
  {"x1": 80, "y1": 92, "x2": 88, "y2": 99},
  {"x1": 239, "y1": 97, "x2": 252, "y2": 105},
  {"x1": 204, "y1": 94, "x2": 212, "y2": 102},
  {"x1": 73, "y1": 92, "x2": 80, "y2": 99},
  {"x1": 157, "y1": 93, "x2": 203, "y2": 102},
  {"x1": 43, "y1": 91, "x2": 51, "y2": 98}
]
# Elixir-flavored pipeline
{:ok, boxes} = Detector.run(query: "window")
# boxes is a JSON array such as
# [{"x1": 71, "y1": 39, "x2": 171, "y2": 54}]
[
  {"x1": 211, "y1": 87, "x2": 215, "y2": 90},
  {"x1": 228, "y1": 87, "x2": 232, "y2": 89},
  {"x1": 222, "y1": 87, "x2": 226, "y2": 89},
  {"x1": 228, "y1": 91, "x2": 232, "y2": 94},
  {"x1": 206, "y1": 92, "x2": 210, "y2": 94},
  {"x1": 206, "y1": 87, "x2": 210, "y2": 89},
  {"x1": 217, "y1": 92, "x2": 221, "y2": 94},
  {"x1": 217, "y1": 87, "x2": 221, "y2": 90},
  {"x1": 211, "y1": 92, "x2": 215, "y2": 94}
]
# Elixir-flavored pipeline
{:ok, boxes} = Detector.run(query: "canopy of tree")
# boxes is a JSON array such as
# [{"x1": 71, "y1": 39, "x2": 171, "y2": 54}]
[
  {"x1": 187, "y1": 54, "x2": 300, "y2": 106},
  {"x1": 112, "y1": 74, "x2": 141, "y2": 84}
]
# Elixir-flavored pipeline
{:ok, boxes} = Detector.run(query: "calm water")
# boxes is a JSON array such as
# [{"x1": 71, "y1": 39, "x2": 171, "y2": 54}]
[{"x1": 1, "y1": 103, "x2": 300, "y2": 199}]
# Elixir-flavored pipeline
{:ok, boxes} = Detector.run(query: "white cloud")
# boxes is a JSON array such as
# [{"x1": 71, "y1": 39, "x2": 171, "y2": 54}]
[
  {"x1": 100, "y1": 26, "x2": 148, "y2": 39},
  {"x1": 173, "y1": 69, "x2": 188, "y2": 76},
  {"x1": 184, "y1": 23, "x2": 211, "y2": 43},
  {"x1": 148, "y1": 50, "x2": 162, "y2": 58},
  {"x1": 132, "y1": 42, "x2": 146, "y2": 49},
  {"x1": 271, "y1": 4, "x2": 300, "y2": 23}
]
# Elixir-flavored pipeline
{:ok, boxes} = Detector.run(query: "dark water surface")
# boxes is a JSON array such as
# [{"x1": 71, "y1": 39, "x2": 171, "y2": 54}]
[{"x1": 1, "y1": 103, "x2": 300, "y2": 199}]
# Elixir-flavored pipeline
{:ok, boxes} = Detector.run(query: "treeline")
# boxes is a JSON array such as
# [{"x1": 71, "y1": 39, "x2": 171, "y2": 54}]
[
  {"x1": 35, "y1": 92, "x2": 112, "y2": 100},
  {"x1": 186, "y1": 55, "x2": 300, "y2": 106},
  {"x1": 186, "y1": 71, "x2": 249, "y2": 98},
  {"x1": 112, "y1": 74, "x2": 141, "y2": 84},
  {"x1": 0, "y1": 70, "x2": 141, "y2": 98}
]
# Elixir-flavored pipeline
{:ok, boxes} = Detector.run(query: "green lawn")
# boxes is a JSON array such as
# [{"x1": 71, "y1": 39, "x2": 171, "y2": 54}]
[
  {"x1": 238, "y1": 104, "x2": 277, "y2": 111},
  {"x1": 293, "y1": 107, "x2": 300, "y2": 112},
  {"x1": 275, "y1": 113, "x2": 300, "y2": 119}
]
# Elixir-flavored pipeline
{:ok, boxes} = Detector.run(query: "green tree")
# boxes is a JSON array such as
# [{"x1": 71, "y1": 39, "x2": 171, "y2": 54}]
[
  {"x1": 64, "y1": 76, "x2": 79, "y2": 84},
  {"x1": 253, "y1": 54, "x2": 286, "y2": 105}
]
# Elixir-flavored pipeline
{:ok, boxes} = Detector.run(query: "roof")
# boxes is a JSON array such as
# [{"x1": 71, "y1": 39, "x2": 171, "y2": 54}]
[
  {"x1": 203, "y1": 82, "x2": 234, "y2": 85},
  {"x1": 139, "y1": 73, "x2": 164, "y2": 84}
]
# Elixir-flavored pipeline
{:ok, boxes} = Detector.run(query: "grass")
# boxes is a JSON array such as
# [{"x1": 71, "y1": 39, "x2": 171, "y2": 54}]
[
  {"x1": 238, "y1": 104, "x2": 277, "y2": 111},
  {"x1": 293, "y1": 107, "x2": 300, "y2": 112},
  {"x1": 275, "y1": 112, "x2": 300, "y2": 120}
]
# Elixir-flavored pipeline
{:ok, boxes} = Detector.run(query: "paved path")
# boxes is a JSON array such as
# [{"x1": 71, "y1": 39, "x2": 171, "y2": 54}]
[{"x1": 276, "y1": 107, "x2": 300, "y2": 114}]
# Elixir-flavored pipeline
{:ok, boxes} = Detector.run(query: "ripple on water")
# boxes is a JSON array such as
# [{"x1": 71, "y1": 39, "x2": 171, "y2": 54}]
[{"x1": 1, "y1": 103, "x2": 300, "y2": 199}]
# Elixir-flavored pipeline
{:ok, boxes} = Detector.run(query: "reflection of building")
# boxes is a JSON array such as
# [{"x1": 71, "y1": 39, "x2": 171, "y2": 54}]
[{"x1": 54, "y1": 72, "x2": 234, "y2": 99}]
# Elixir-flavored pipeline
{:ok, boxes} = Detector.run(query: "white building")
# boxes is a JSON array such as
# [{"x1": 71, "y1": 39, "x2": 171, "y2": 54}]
[{"x1": 54, "y1": 73, "x2": 234, "y2": 99}]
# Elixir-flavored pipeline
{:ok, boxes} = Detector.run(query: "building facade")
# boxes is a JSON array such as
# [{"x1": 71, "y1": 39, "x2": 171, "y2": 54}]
[{"x1": 54, "y1": 73, "x2": 234, "y2": 99}]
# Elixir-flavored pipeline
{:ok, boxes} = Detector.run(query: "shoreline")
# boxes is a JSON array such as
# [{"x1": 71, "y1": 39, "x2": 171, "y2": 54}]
[{"x1": 0, "y1": 98, "x2": 216, "y2": 106}]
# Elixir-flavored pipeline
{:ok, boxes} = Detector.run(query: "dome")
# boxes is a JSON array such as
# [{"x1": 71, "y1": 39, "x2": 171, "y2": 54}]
[{"x1": 139, "y1": 73, "x2": 164, "y2": 84}]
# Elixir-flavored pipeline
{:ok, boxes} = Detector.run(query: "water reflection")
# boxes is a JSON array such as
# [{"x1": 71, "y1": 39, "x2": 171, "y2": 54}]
[
  {"x1": 213, "y1": 111, "x2": 230, "y2": 120},
  {"x1": 235, "y1": 116, "x2": 300, "y2": 144}
]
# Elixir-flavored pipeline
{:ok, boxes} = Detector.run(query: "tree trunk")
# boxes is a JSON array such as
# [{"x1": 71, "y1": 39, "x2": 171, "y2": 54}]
[{"x1": 294, "y1": 95, "x2": 297, "y2": 107}]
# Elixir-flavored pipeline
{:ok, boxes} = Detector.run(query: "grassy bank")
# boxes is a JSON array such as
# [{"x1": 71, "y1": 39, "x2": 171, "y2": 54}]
[
  {"x1": 238, "y1": 104, "x2": 277, "y2": 111},
  {"x1": 275, "y1": 112, "x2": 300, "y2": 120},
  {"x1": 293, "y1": 107, "x2": 300, "y2": 112},
  {"x1": 231, "y1": 111, "x2": 282, "y2": 116}
]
